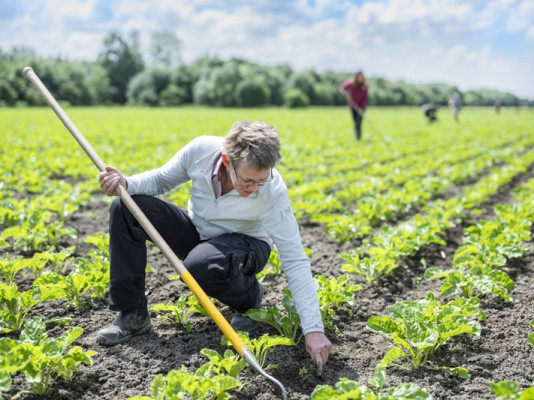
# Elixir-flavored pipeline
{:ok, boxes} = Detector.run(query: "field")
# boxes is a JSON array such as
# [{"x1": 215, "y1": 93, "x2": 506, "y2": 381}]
[{"x1": 1, "y1": 106, "x2": 534, "y2": 400}]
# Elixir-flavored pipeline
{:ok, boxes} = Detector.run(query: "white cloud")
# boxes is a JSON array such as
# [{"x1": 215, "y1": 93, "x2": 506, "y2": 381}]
[
  {"x1": 348, "y1": 0, "x2": 473, "y2": 26},
  {"x1": 506, "y1": 0, "x2": 534, "y2": 33}
]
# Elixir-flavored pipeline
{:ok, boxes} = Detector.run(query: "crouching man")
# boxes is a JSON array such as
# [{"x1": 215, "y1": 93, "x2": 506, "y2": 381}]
[{"x1": 97, "y1": 121, "x2": 332, "y2": 374}]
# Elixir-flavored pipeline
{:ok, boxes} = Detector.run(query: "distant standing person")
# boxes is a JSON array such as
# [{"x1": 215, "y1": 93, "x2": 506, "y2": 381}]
[
  {"x1": 494, "y1": 100, "x2": 501, "y2": 113},
  {"x1": 449, "y1": 91, "x2": 462, "y2": 121},
  {"x1": 340, "y1": 71, "x2": 369, "y2": 141}
]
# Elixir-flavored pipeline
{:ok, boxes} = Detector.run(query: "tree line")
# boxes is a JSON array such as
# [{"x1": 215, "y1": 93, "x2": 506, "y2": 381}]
[{"x1": 1, "y1": 31, "x2": 531, "y2": 108}]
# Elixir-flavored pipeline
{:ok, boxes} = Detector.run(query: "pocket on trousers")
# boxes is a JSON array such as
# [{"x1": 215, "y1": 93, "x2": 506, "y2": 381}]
[
  {"x1": 230, "y1": 248, "x2": 261, "y2": 277},
  {"x1": 242, "y1": 250, "x2": 261, "y2": 276}
]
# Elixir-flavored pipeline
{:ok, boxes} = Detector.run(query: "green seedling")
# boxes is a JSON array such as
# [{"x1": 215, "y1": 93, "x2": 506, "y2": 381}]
[
  {"x1": 489, "y1": 380, "x2": 534, "y2": 400},
  {"x1": 0, "y1": 254, "x2": 45, "y2": 286},
  {"x1": 244, "y1": 289, "x2": 302, "y2": 344},
  {"x1": 425, "y1": 264, "x2": 514, "y2": 301},
  {"x1": 151, "y1": 295, "x2": 193, "y2": 332},
  {"x1": 0, "y1": 338, "x2": 34, "y2": 398},
  {"x1": 33, "y1": 269, "x2": 108, "y2": 310},
  {"x1": 340, "y1": 213, "x2": 448, "y2": 285},
  {"x1": 127, "y1": 362, "x2": 242, "y2": 400},
  {"x1": 425, "y1": 193, "x2": 534, "y2": 303},
  {"x1": 0, "y1": 283, "x2": 61, "y2": 334},
  {"x1": 299, "y1": 366, "x2": 311, "y2": 382},
  {"x1": 0, "y1": 316, "x2": 96, "y2": 396},
  {"x1": 341, "y1": 252, "x2": 398, "y2": 286},
  {"x1": 200, "y1": 348, "x2": 247, "y2": 378},
  {"x1": 367, "y1": 292, "x2": 486, "y2": 377},
  {"x1": 0, "y1": 210, "x2": 77, "y2": 252},
  {"x1": 33, "y1": 247, "x2": 76, "y2": 275},
  {"x1": 315, "y1": 274, "x2": 362, "y2": 336},
  {"x1": 84, "y1": 232, "x2": 110, "y2": 259},
  {"x1": 311, "y1": 365, "x2": 431, "y2": 399},
  {"x1": 259, "y1": 247, "x2": 283, "y2": 278},
  {"x1": 152, "y1": 294, "x2": 212, "y2": 332},
  {"x1": 222, "y1": 332, "x2": 294, "y2": 370}
]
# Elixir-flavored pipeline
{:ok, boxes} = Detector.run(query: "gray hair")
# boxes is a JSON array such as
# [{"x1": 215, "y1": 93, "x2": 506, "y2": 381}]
[{"x1": 223, "y1": 121, "x2": 282, "y2": 169}]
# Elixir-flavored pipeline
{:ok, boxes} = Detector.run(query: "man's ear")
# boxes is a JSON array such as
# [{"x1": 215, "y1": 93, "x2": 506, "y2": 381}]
[{"x1": 221, "y1": 153, "x2": 230, "y2": 167}]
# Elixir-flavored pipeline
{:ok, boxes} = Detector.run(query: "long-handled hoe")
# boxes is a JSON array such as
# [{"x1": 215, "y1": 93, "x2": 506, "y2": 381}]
[{"x1": 23, "y1": 66, "x2": 288, "y2": 400}]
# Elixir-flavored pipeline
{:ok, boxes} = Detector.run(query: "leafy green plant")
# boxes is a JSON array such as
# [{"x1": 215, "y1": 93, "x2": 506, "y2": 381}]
[
  {"x1": 341, "y1": 252, "x2": 398, "y2": 286},
  {"x1": 0, "y1": 254, "x2": 43, "y2": 286},
  {"x1": 312, "y1": 213, "x2": 370, "y2": 243},
  {"x1": 0, "y1": 338, "x2": 34, "y2": 398},
  {"x1": 0, "y1": 198, "x2": 27, "y2": 227},
  {"x1": 34, "y1": 246, "x2": 76, "y2": 274},
  {"x1": 84, "y1": 232, "x2": 110, "y2": 259},
  {"x1": 33, "y1": 184, "x2": 90, "y2": 222},
  {"x1": 489, "y1": 380, "x2": 534, "y2": 399},
  {"x1": 311, "y1": 365, "x2": 431, "y2": 399},
  {"x1": 33, "y1": 268, "x2": 108, "y2": 310},
  {"x1": 0, "y1": 317, "x2": 96, "y2": 396},
  {"x1": 425, "y1": 264, "x2": 515, "y2": 301},
  {"x1": 0, "y1": 210, "x2": 77, "y2": 251},
  {"x1": 457, "y1": 208, "x2": 532, "y2": 269},
  {"x1": 341, "y1": 213, "x2": 449, "y2": 285},
  {"x1": 425, "y1": 188, "x2": 534, "y2": 302},
  {"x1": 200, "y1": 348, "x2": 247, "y2": 378},
  {"x1": 366, "y1": 292, "x2": 486, "y2": 377},
  {"x1": 0, "y1": 251, "x2": 68, "y2": 283},
  {"x1": 315, "y1": 274, "x2": 362, "y2": 336},
  {"x1": 312, "y1": 377, "x2": 377, "y2": 399},
  {"x1": 299, "y1": 366, "x2": 311, "y2": 381},
  {"x1": 127, "y1": 361, "x2": 242, "y2": 400},
  {"x1": 151, "y1": 294, "x2": 205, "y2": 332},
  {"x1": 0, "y1": 283, "x2": 62, "y2": 334},
  {"x1": 221, "y1": 332, "x2": 294, "y2": 370},
  {"x1": 339, "y1": 161, "x2": 534, "y2": 289},
  {"x1": 127, "y1": 346, "x2": 245, "y2": 400},
  {"x1": 244, "y1": 289, "x2": 302, "y2": 344}
]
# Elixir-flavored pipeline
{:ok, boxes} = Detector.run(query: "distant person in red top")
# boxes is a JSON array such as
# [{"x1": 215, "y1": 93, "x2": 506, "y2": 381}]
[{"x1": 340, "y1": 71, "x2": 369, "y2": 141}]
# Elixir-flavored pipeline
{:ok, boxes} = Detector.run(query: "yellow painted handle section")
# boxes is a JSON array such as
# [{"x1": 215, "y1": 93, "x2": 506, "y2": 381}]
[{"x1": 180, "y1": 270, "x2": 244, "y2": 355}]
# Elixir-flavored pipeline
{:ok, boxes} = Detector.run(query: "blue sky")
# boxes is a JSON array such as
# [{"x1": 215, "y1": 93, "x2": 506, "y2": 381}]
[{"x1": 1, "y1": 0, "x2": 533, "y2": 98}]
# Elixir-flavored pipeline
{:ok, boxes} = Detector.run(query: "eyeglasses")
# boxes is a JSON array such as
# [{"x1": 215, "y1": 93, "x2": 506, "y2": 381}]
[{"x1": 232, "y1": 166, "x2": 273, "y2": 186}]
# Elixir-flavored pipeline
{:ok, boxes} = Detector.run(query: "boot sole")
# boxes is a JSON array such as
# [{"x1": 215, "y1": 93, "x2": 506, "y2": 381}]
[{"x1": 96, "y1": 323, "x2": 152, "y2": 346}]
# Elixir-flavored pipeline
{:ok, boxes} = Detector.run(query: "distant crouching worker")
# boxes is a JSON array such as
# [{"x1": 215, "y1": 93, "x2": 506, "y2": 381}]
[{"x1": 422, "y1": 103, "x2": 439, "y2": 123}]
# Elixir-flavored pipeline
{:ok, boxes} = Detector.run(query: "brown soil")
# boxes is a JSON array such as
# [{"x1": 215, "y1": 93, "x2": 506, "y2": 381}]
[{"x1": 3, "y1": 166, "x2": 534, "y2": 400}]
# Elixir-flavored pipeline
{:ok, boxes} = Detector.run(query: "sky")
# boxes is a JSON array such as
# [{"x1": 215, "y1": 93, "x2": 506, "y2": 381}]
[{"x1": 1, "y1": 0, "x2": 533, "y2": 98}]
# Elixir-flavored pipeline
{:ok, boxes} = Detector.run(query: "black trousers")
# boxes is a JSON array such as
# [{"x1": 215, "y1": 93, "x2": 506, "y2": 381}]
[
  {"x1": 107, "y1": 195, "x2": 271, "y2": 314},
  {"x1": 351, "y1": 108, "x2": 363, "y2": 140},
  {"x1": 425, "y1": 109, "x2": 437, "y2": 122}
]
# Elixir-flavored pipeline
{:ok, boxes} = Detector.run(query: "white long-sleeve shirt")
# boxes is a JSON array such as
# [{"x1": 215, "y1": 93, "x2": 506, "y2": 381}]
[{"x1": 126, "y1": 135, "x2": 324, "y2": 335}]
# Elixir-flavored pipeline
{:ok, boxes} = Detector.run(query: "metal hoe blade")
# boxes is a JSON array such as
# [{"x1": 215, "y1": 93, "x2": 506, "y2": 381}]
[{"x1": 243, "y1": 347, "x2": 288, "y2": 400}]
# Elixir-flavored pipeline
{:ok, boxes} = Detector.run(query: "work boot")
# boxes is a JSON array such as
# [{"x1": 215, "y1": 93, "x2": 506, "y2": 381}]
[
  {"x1": 230, "y1": 284, "x2": 264, "y2": 332},
  {"x1": 96, "y1": 298, "x2": 151, "y2": 346}
]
